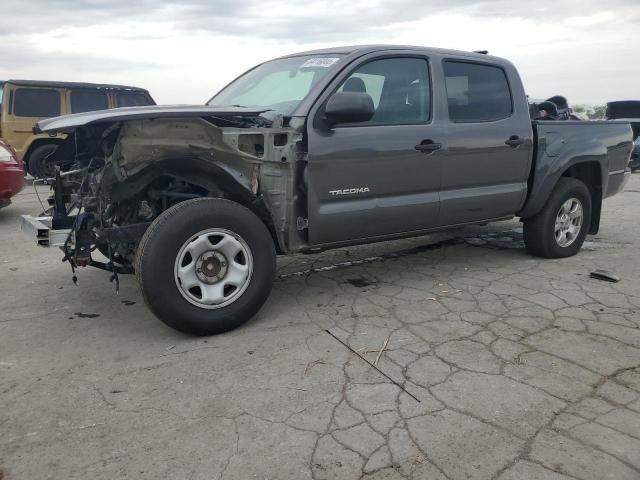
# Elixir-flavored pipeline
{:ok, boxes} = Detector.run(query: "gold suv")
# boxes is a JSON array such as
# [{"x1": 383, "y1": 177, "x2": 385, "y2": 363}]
[{"x1": 0, "y1": 80, "x2": 154, "y2": 178}]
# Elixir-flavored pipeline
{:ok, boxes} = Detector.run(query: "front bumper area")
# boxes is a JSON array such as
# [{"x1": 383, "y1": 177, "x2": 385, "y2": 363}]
[{"x1": 19, "y1": 215, "x2": 71, "y2": 247}]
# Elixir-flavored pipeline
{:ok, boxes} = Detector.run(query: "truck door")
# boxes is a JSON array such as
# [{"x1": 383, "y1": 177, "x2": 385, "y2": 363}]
[
  {"x1": 305, "y1": 55, "x2": 443, "y2": 246},
  {"x1": 437, "y1": 60, "x2": 532, "y2": 225}
]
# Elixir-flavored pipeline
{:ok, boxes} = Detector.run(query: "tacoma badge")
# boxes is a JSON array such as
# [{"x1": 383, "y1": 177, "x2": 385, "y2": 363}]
[{"x1": 329, "y1": 187, "x2": 370, "y2": 196}]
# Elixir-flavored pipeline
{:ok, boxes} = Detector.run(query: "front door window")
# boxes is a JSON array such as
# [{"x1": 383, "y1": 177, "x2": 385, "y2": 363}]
[{"x1": 336, "y1": 57, "x2": 431, "y2": 125}]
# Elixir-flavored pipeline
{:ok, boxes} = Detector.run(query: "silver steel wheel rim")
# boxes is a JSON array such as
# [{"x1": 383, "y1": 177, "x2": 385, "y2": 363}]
[
  {"x1": 174, "y1": 228, "x2": 253, "y2": 309},
  {"x1": 554, "y1": 197, "x2": 583, "y2": 247}
]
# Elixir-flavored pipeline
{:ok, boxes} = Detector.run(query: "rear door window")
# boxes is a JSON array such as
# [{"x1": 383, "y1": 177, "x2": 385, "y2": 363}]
[
  {"x1": 14, "y1": 88, "x2": 60, "y2": 117},
  {"x1": 116, "y1": 92, "x2": 152, "y2": 107},
  {"x1": 443, "y1": 61, "x2": 512, "y2": 122},
  {"x1": 71, "y1": 89, "x2": 108, "y2": 113}
]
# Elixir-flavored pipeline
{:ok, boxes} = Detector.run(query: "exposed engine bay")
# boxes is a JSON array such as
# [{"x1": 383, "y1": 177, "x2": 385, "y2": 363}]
[{"x1": 39, "y1": 111, "x2": 307, "y2": 282}]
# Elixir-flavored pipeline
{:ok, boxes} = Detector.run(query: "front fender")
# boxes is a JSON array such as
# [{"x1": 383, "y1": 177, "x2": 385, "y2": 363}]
[
  {"x1": 107, "y1": 156, "x2": 255, "y2": 204},
  {"x1": 105, "y1": 157, "x2": 284, "y2": 253}
]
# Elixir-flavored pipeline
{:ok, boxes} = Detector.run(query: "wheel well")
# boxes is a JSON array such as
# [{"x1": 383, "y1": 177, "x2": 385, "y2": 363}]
[
  {"x1": 23, "y1": 138, "x2": 64, "y2": 167},
  {"x1": 109, "y1": 158, "x2": 284, "y2": 253},
  {"x1": 561, "y1": 161, "x2": 602, "y2": 234}
]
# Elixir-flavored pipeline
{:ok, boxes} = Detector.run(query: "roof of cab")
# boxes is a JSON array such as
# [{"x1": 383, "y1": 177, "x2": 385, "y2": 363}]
[
  {"x1": 4, "y1": 79, "x2": 150, "y2": 92},
  {"x1": 278, "y1": 44, "x2": 500, "y2": 61}
]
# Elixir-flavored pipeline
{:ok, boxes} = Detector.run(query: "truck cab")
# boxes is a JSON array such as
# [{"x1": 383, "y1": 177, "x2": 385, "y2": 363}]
[{"x1": 297, "y1": 49, "x2": 533, "y2": 245}]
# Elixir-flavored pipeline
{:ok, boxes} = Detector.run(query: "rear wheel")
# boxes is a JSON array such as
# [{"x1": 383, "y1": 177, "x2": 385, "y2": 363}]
[
  {"x1": 27, "y1": 143, "x2": 59, "y2": 179},
  {"x1": 135, "y1": 197, "x2": 276, "y2": 335},
  {"x1": 523, "y1": 177, "x2": 591, "y2": 258}
]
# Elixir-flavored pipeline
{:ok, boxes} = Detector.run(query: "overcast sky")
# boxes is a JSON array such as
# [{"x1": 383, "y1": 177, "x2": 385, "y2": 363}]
[{"x1": 1, "y1": 0, "x2": 638, "y2": 106}]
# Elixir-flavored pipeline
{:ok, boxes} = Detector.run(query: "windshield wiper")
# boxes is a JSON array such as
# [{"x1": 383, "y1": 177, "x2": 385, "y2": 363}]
[{"x1": 231, "y1": 104, "x2": 273, "y2": 112}]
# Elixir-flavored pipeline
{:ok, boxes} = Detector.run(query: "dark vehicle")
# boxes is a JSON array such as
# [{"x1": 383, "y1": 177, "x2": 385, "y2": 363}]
[
  {"x1": 531, "y1": 95, "x2": 576, "y2": 120},
  {"x1": 20, "y1": 45, "x2": 633, "y2": 335},
  {"x1": 607, "y1": 101, "x2": 640, "y2": 170}
]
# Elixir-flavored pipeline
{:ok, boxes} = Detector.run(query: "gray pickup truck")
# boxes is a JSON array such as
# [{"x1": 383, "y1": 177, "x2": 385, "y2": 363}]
[{"x1": 21, "y1": 45, "x2": 633, "y2": 335}]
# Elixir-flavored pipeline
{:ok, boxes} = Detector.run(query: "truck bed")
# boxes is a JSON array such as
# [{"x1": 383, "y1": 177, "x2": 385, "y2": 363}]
[{"x1": 521, "y1": 120, "x2": 633, "y2": 221}]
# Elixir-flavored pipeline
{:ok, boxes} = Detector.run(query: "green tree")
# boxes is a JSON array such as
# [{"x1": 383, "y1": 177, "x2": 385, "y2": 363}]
[{"x1": 587, "y1": 105, "x2": 607, "y2": 119}]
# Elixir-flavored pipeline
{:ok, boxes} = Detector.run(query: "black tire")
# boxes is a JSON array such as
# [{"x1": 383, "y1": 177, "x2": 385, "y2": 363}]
[
  {"x1": 523, "y1": 177, "x2": 592, "y2": 258},
  {"x1": 135, "y1": 198, "x2": 276, "y2": 335},
  {"x1": 27, "y1": 144, "x2": 59, "y2": 179}
]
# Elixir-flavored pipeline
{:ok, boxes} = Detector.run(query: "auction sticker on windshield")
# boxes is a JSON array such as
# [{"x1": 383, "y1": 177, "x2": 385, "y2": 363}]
[{"x1": 301, "y1": 57, "x2": 340, "y2": 68}]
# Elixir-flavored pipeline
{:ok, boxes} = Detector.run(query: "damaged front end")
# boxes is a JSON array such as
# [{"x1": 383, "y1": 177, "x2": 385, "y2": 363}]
[{"x1": 21, "y1": 107, "x2": 308, "y2": 286}]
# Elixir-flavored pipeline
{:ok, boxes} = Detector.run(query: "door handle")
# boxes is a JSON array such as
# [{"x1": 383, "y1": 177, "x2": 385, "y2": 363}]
[
  {"x1": 505, "y1": 136, "x2": 525, "y2": 147},
  {"x1": 415, "y1": 140, "x2": 442, "y2": 153}
]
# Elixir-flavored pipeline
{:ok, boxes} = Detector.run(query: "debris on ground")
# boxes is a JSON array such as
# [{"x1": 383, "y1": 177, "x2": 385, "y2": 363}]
[
  {"x1": 590, "y1": 269, "x2": 620, "y2": 282},
  {"x1": 304, "y1": 359, "x2": 325, "y2": 375},
  {"x1": 325, "y1": 329, "x2": 420, "y2": 403},
  {"x1": 346, "y1": 277, "x2": 376, "y2": 288},
  {"x1": 374, "y1": 338, "x2": 389, "y2": 366},
  {"x1": 73, "y1": 312, "x2": 100, "y2": 319}
]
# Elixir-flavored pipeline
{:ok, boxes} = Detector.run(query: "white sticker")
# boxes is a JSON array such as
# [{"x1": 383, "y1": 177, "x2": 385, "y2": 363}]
[{"x1": 300, "y1": 57, "x2": 340, "y2": 68}]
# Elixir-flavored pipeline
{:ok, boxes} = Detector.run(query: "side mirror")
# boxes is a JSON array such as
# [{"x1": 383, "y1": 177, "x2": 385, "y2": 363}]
[{"x1": 324, "y1": 92, "x2": 375, "y2": 125}]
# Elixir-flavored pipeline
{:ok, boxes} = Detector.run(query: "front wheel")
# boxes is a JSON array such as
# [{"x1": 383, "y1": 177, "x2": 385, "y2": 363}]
[
  {"x1": 135, "y1": 198, "x2": 276, "y2": 335},
  {"x1": 27, "y1": 143, "x2": 59, "y2": 179},
  {"x1": 523, "y1": 177, "x2": 592, "y2": 258}
]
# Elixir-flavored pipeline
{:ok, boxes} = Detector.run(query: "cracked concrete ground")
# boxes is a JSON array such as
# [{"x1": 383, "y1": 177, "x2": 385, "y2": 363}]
[{"x1": 1, "y1": 175, "x2": 640, "y2": 480}]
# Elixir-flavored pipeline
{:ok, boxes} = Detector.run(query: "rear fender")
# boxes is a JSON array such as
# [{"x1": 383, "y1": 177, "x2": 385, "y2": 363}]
[
  {"x1": 521, "y1": 123, "x2": 632, "y2": 223},
  {"x1": 518, "y1": 126, "x2": 620, "y2": 235}
]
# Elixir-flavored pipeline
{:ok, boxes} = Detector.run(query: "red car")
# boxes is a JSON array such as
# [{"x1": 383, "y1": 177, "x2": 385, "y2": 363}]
[{"x1": 0, "y1": 138, "x2": 24, "y2": 208}]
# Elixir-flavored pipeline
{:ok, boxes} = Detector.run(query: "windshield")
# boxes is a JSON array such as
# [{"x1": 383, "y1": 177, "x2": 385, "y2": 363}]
[{"x1": 208, "y1": 55, "x2": 342, "y2": 115}]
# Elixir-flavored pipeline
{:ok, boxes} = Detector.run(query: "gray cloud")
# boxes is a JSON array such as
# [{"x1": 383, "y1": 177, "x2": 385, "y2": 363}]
[
  {"x1": 0, "y1": 1, "x2": 245, "y2": 36},
  {"x1": 0, "y1": 0, "x2": 638, "y2": 105},
  {"x1": 3, "y1": 0, "x2": 638, "y2": 42},
  {"x1": 0, "y1": 38, "x2": 160, "y2": 74}
]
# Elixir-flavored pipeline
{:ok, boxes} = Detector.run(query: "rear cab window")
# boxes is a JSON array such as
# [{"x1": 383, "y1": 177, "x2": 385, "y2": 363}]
[
  {"x1": 14, "y1": 88, "x2": 60, "y2": 117},
  {"x1": 443, "y1": 61, "x2": 512, "y2": 122},
  {"x1": 71, "y1": 89, "x2": 108, "y2": 113},
  {"x1": 116, "y1": 92, "x2": 152, "y2": 107}
]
